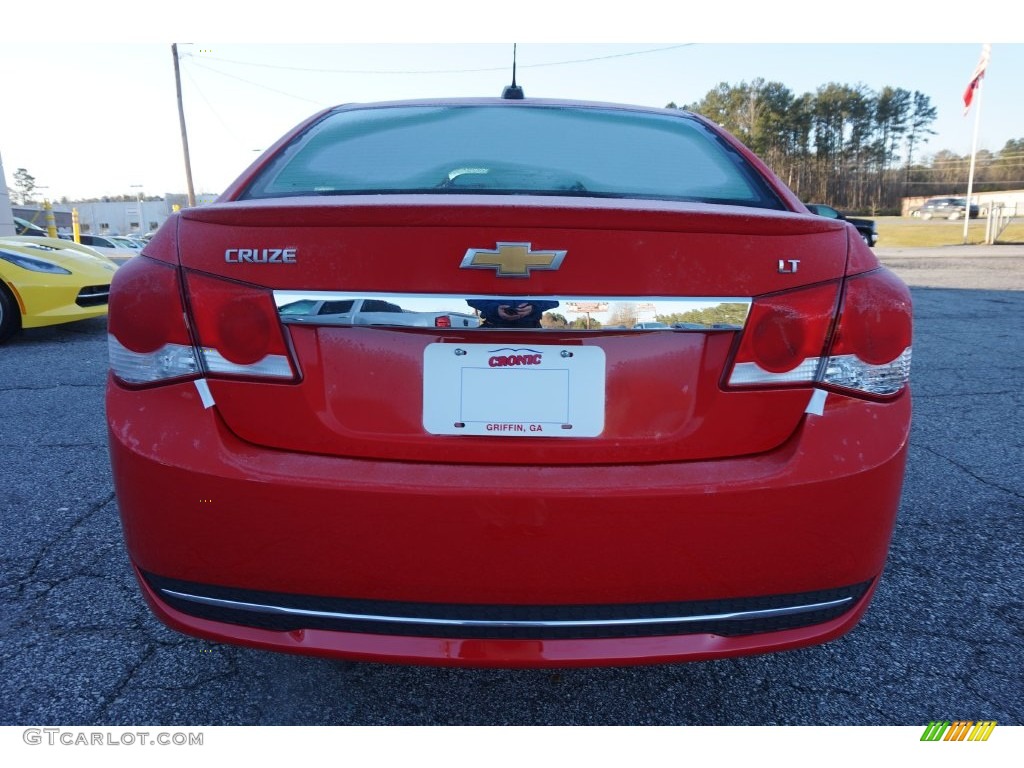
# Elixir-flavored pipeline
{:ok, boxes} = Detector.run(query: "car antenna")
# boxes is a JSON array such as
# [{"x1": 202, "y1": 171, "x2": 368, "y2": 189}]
[{"x1": 501, "y1": 44, "x2": 524, "y2": 99}]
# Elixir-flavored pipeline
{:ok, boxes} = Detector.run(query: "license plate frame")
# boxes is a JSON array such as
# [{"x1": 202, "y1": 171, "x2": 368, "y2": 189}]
[{"x1": 423, "y1": 343, "x2": 605, "y2": 437}]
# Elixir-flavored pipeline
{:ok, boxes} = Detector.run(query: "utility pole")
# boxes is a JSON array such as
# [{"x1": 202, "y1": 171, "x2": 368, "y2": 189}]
[{"x1": 172, "y1": 43, "x2": 196, "y2": 208}]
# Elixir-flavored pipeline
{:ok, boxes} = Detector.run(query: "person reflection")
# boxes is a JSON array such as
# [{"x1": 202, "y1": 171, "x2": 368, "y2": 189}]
[{"x1": 467, "y1": 299, "x2": 559, "y2": 328}]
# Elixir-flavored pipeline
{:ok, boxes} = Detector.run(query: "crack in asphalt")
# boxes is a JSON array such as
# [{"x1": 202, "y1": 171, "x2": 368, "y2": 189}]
[
  {"x1": 914, "y1": 445, "x2": 1024, "y2": 500},
  {"x1": 147, "y1": 649, "x2": 243, "y2": 694},
  {"x1": 14, "y1": 491, "x2": 117, "y2": 600},
  {"x1": 16, "y1": 442, "x2": 107, "y2": 449},
  {"x1": 913, "y1": 390, "x2": 1016, "y2": 399},
  {"x1": 0, "y1": 384, "x2": 105, "y2": 392},
  {"x1": 856, "y1": 621, "x2": 1011, "y2": 652},
  {"x1": 93, "y1": 642, "x2": 159, "y2": 723},
  {"x1": 5, "y1": 563, "x2": 132, "y2": 628},
  {"x1": 962, "y1": 644, "x2": 1024, "y2": 720},
  {"x1": 0, "y1": 442, "x2": 107, "y2": 449}
]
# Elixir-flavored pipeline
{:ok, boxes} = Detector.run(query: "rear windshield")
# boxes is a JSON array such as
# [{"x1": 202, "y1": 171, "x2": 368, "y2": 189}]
[{"x1": 239, "y1": 104, "x2": 785, "y2": 209}]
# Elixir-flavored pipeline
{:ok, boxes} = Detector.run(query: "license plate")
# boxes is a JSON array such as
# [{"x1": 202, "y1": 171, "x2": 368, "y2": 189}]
[{"x1": 423, "y1": 343, "x2": 605, "y2": 437}]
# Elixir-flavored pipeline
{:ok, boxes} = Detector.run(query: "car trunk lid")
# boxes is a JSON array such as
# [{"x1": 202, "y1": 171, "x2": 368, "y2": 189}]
[{"x1": 175, "y1": 197, "x2": 849, "y2": 465}]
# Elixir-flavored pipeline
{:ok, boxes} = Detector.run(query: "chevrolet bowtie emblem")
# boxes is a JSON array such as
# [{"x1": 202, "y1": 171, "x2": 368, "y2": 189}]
[{"x1": 461, "y1": 242, "x2": 567, "y2": 278}]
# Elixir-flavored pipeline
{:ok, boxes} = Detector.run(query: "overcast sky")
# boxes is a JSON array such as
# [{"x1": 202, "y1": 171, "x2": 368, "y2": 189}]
[{"x1": 1, "y1": 5, "x2": 1019, "y2": 200}]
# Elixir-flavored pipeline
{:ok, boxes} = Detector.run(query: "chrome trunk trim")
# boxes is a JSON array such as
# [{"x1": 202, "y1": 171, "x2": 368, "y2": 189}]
[{"x1": 273, "y1": 291, "x2": 751, "y2": 331}]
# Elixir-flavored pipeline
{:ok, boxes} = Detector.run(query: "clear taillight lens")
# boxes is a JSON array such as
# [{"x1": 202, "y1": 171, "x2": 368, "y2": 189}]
[
  {"x1": 820, "y1": 349, "x2": 912, "y2": 396},
  {"x1": 108, "y1": 338, "x2": 199, "y2": 384}
]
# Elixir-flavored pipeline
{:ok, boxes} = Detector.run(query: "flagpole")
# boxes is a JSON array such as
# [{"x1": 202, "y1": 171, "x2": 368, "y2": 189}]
[
  {"x1": 963, "y1": 78, "x2": 983, "y2": 244},
  {"x1": 962, "y1": 44, "x2": 990, "y2": 244}
]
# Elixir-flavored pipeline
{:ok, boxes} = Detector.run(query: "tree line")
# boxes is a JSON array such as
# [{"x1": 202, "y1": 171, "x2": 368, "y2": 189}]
[
  {"x1": 7, "y1": 168, "x2": 165, "y2": 206},
  {"x1": 674, "y1": 80, "x2": 1024, "y2": 214}
]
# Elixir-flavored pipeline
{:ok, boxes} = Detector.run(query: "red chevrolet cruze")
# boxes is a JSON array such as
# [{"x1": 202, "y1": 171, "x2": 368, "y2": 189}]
[{"x1": 106, "y1": 98, "x2": 912, "y2": 667}]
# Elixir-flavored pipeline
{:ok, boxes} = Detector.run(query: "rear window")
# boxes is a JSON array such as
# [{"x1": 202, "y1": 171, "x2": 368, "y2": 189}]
[{"x1": 239, "y1": 104, "x2": 785, "y2": 209}]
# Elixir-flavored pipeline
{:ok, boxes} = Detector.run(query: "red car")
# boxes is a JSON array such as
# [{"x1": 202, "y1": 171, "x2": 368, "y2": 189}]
[{"x1": 106, "y1": 97, "x2": 912, "y2": 667}]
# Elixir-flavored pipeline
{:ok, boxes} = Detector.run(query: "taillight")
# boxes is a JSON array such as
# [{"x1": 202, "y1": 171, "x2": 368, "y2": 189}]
[
  {"x1": 821, "y1": 269, "x2": 912, "y2": 397},
  {"x1": 727, "y1": 281, "x2": 840, "y2": 386},
  {"x1": 107, "y1": 257, "x2": 198, "y2": 385},
  {"x1": 726, "y1": 269, "x2": 911, "y2": 398},
  {"x1": 108, "y1": 256, "x2": 298, "y2": 385},
  {"x1": 184, "y1": 271, "x2": 296, "y2": 380}
]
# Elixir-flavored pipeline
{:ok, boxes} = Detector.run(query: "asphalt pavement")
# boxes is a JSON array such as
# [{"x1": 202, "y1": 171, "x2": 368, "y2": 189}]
[{"x1": 1, "y1": 246, "x2": 1021, "y2": 725}]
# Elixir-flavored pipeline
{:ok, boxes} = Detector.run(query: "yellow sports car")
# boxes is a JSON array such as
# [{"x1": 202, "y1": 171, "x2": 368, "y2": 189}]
[{"x1": 0, "y1": 235, "x2": 117, "y2": 343}]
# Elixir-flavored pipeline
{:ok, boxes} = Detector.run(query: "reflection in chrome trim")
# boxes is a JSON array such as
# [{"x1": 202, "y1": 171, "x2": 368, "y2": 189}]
[
  {"x1": 161, "y1": 588, "x2": 851, "y2": 629},
  {"x1": 273, "y1": 291, "x2": 751, "y2": 331}
]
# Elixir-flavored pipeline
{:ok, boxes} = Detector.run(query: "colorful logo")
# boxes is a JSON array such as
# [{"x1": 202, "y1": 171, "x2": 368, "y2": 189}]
[{"x1": 920, "y1": 721, "x2": 997, "y2": 741}]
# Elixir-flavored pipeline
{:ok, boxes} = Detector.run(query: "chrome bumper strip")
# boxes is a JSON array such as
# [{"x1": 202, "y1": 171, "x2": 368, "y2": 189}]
[{"x1": 161, "y1": 588, "x2": 851, "y2": 629}]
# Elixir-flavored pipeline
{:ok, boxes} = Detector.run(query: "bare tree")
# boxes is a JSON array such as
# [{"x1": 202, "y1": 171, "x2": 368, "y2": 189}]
[
  {"x1": 13, "y1": 168, "x2": 37, "y2": 205},
  {"x1": 607, "y1": 302, "x2": 639, "y2": 328}
]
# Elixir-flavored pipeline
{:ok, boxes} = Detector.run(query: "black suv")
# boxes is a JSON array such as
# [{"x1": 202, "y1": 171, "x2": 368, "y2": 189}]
[
  {"x1": 915, "y1": 197, "x2": 979, "y2": 220},
  {"x1": 805, "y1": 204, "x2": 878, "y2": 247}
]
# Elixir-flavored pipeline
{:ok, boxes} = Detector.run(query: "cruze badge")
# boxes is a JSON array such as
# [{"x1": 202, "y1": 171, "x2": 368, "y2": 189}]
[
  {"x1": 225, "y1": 248, "x2": 297, "y2": 264},
  {"x1": 461, "y1": 242, "x2": 566, "y2": 277}
]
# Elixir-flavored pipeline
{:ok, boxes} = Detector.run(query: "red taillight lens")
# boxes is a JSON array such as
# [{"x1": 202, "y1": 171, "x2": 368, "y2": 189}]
[
  {"x1": 830, "y1": 269, "x2": 912, "y2": 365},
  {"x1": 728, "y1": 281, "x2": 840, "y2": 386},
  {"x1": 107, "y1": 257, "x2": 198, "y2": 386},
  {"x1": 108, "y1": 256, "x2": 190, "y2": 353},
  {"x1": 184, "y1": 271, "x2": 296, "y2": 380}
]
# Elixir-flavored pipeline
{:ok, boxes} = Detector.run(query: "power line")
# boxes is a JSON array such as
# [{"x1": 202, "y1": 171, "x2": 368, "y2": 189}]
[
  {"x1": 182, "y1": 66, "x2": 251, "y2": 148},
  {"x1": 184, "y1": 58, "x2": 328, "y2": 106},
  {"x1": 194, "y1": 44, "x2": 695, "y2": 76}
]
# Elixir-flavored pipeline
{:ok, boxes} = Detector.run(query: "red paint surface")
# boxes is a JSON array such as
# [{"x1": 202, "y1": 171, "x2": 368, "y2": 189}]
[{"x1": 109, "y1": 99, "x2": 910, "y2": 665}]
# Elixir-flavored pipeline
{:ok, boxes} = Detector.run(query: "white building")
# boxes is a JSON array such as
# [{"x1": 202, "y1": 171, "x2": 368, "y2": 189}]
[{"x1": 73, "y1": 194, "x2": 219, "y2": 235}]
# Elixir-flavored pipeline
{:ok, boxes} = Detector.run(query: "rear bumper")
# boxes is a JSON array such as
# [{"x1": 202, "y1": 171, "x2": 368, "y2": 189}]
[{"x1": 108, "y1": 377, "x2": 910, "y2": 666}]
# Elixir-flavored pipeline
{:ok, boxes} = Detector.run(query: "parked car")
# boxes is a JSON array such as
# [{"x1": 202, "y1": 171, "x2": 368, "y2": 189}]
[
  {"x1": 106, "y1": 95, "x2": 913, "y2": 667},
  {"x1": 913, "y1": 197, "x2": 979, "y2": 220},
  {"x1": 13, "y1": 216, "x2": 50, "y2": 237},
  {"x1": 71, "y1": 234, "x2": 140, "y2": 264},
  {"x1": 0, "y1": 236, "x2": 116, "y2": 343},
  {"x1": 108, "y1": 235, "x2": 145, "y2": 251},
  {"x1": 278, "y1": 296, "x2": 480, "y2": 328},
  {"x1": 806, "y1": 204, "x2": 878, "y2": 246}
]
